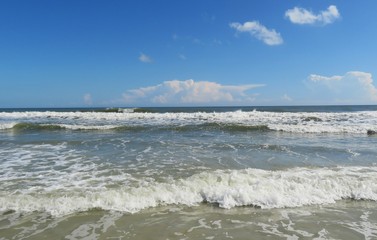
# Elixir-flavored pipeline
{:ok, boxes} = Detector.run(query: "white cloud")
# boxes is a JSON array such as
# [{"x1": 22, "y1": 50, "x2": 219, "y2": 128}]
[
  {"x1": 123, "y1": 79, "x2": 265, "y2": 106},
  {"x1": 83, "y1": 93, "x2": 93, "y2": 105},
  {"x1": 139, "y1": 53, "x2": 152, "y2": 63},
  {"x1": 230, "y1": 21, "x2": 283, "y2": 46},
  {"x1": 282, "y1": 94, "x2": 293, "y2": 102},
  {"x1": 285, "y1": 5, "x2": 340, "y2": 25},
  {"x1": 178, "y1": 54, "x2": 186, "y2": 60},
  {"x1": 307, "y1": 71, "x2": 377, "y2": 103},
  {"x1": 308, "y1": 74, "x2": 343, "y2": 89},
  {"x1": 309, "y1": 74, "x2": 342, "y2": 82}
]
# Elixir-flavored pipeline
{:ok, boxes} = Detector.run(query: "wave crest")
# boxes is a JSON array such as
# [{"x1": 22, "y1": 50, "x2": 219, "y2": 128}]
[
  {"x1": 1, "y1": 167, "x2": 377, "y2": 216},
  {"x1": 1, "y1": 110, "x2": 377, "y2": 134}
]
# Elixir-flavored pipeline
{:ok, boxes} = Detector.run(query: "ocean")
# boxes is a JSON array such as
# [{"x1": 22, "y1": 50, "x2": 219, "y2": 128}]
[{"x1": 1, "y1": 105, "x2": 377, "y2": 239}]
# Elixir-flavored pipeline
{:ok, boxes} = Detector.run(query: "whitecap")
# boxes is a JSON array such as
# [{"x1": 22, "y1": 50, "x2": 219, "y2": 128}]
[{"x1": 1, "y1": 167, "x2": 377, "y2": 216}]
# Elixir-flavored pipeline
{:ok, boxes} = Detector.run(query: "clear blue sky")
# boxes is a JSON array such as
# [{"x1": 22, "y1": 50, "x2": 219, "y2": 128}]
[{"x1": 1, "y1": 0, "x2": 377, "y2": 107}]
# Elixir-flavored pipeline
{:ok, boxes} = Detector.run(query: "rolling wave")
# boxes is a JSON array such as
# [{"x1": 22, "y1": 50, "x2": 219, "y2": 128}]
[
  {"x1": 2, "y1": 122, "x2": 376, "y2": 134},
  {"x1": 1, "y1": 167, "x2": 377, "y2": 216},
  {"x1": 1, "y1": 110, "x2": 377, "y2": 134},
  {"x1": 2, "y1": 122, "x2": 272, "y2": 133}
]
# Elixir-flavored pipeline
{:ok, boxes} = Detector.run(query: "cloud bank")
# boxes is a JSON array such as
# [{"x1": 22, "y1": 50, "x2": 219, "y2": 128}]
[
  {"x1": 307, "y1": 71, "x2": 377, "y2": 103},
  {"x1": 285, "y1": 5, "x2": 340, "y2": 25},
  {"x1": 230, "y1": 21, "x2": 283, "y2": 46},
  {"x1": 123, "y1": 79, "x2": 265, "y2": 106}
]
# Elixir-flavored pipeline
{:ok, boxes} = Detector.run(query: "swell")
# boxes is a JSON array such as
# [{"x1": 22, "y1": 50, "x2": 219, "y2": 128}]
[
  {"x1": 78, "y1": 107, "x2": 157, "y2": 113},
  {"x1": 2, "y1": 123, "x2": 143, "y2": 132},
  {"x1": 171, "y1": 123, "x2": 271, "y2": 132},
  {"x1": 12, "y1": 123, "x2": 66, "y2": 131},
  {"x1": 2, "y1": 108, "x2": 377, "y2": 134},
  {"x1": 3, "y1": 122, "x2": 376, "y2": 135},
  {"x1": 3, "y1": 122, "x2": 272, "y2": 133}
]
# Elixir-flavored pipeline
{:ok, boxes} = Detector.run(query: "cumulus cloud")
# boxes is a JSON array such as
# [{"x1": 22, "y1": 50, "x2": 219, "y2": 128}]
[
  {"x1": 123, "y1": 79, "x2": 265, "y2": 106},
  {"x1": 230, "y1": 21, "x2": 283, "y2": 46},
  {"x1": 139, "y1": 53, "x2": 152, "y2": 63},
  {"x1": 307, "y1": 71, "x2": 377, "y2": 103},
  {"x1": 285, "y1": 5, "x2": 340, "y2": 25},
  {"x1": 309, "y1": 74, "x2": 342, "y2": 82},
  {"x1": 83, "y1": 93, "x2": 93, "y2": 105}
]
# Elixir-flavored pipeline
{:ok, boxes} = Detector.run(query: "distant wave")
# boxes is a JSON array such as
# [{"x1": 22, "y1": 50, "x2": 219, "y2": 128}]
[
  {"x1": 3, "y1": 123, "x2": 118, "y2": 131},
  {"x1": 1, "y1": 110, "x2": 377, "y2": 134},
  {"x1": 170, "y1": 123, "x2": 271, "y2": 132},
  {"x1": 1, "y1": 167, "x2": 377, "y2": 216},
  {"x1": 12, "y1": 123, "x2": 66, "y2": 131},
  {"x1": 2, "y1": 122, "x2": 272, "y2": 133},
  {"x1": 1, "y1": 122, "x2": 376, "y2": 134},
  {"x1": 78, "y1": 108, "x2": 157, "y2": 113}
]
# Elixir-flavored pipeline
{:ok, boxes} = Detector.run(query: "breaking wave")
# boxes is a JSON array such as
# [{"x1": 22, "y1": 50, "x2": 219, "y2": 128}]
[
  {"x1": 1, "y1": 109, "x2": 377, "y2": 134},
  {"x1": 1, "y1": 167, "x2": 377, "y2": 216},
  {"x1": 1, "y1": 122, "x2": 271, "y2": 132}
]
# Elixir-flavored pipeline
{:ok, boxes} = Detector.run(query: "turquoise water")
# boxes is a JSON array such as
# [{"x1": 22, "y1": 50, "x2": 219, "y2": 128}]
[{"x1": 1, "y1": 106, "x2": 377, "y2": 239}]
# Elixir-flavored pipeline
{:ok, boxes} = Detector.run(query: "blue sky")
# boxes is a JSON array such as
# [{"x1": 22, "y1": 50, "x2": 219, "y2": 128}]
[{"x1": 1, "y1": 0, "x2": 377, "y2": 107}]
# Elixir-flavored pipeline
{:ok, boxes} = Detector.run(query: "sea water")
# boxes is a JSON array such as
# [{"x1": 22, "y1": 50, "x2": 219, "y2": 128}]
[{"x1": 1, "y1": 106, "x2": 377, "y2": 239}]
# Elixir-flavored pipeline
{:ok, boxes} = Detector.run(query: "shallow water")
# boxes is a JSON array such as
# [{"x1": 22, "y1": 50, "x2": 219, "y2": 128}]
[
  {"x1": 2, "y1": 202, "x2": 377, "y2": 239},
  {"x1": 1, "y1": 106, "x2": 377, "y2": 239}
]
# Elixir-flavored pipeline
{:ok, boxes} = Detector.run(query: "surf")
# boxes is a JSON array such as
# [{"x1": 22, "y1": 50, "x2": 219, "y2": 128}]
[{"x1": 1, "y1": 167, "x2": 377, "y2": 216}]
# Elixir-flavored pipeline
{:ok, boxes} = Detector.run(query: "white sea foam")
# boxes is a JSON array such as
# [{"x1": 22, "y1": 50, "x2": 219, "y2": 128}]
[
  {"x1": 0, "y1": 122, "x2": 17, "y2": 130},
  {"x1": 1, "y1": 110, "x2": 377, "y2": 133},
  {"x1": 1, "y1": 167, "x2": 377, "y2": 216},
  {"x1": 56, "y1": 124, "x2": 120, "y2": 130}
]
